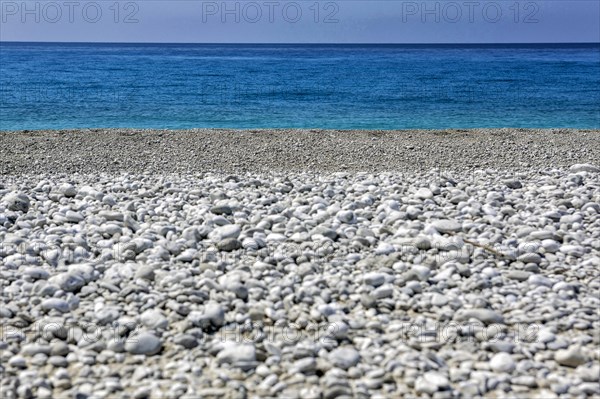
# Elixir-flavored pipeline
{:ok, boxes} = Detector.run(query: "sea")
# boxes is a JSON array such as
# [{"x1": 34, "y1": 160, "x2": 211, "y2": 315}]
[{"x1": 1, "y1": 42, "x2": 599, "y2": 130}]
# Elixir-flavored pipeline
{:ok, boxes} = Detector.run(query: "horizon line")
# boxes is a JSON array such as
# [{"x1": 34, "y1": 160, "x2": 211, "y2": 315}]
[{"x1": 1, "y1": 40, "x2": 599, "y2": 46}]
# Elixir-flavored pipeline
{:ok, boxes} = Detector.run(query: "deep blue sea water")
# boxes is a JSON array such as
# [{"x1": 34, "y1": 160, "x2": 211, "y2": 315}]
[{"x1": 1, "y1": 42, "x2": 599, "y2": 130}]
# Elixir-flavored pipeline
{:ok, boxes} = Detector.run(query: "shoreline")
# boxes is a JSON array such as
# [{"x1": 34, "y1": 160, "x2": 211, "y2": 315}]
[{"x1": 1, "y1": 128, "x2": 599, "y2": 175}]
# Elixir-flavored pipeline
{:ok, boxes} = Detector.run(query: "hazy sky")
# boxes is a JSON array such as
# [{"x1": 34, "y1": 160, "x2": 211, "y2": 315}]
[{"x1": 1, "y1": 0, "x2": 599, "y2": 43}]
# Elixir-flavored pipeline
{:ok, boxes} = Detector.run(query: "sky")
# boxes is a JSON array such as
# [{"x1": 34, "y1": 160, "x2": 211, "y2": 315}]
[{"x1": 0, "y1": 0, "x2": 599, "y2": 43}]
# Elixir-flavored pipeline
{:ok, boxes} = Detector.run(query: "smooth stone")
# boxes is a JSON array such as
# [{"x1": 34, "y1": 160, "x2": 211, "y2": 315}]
[
  {"x1": 431, "y1": 220, "x2": 462, "y2": 234},
  {"x1": 431, "y1": 293, "x2": 449, "y2": 307},
  {"x1": 135, "y1": 264, "x2": 156, "y2": 281},
  {"x1": 49, "y1": 272, "x2": 86, "y2": 292},
  {"x1": 371, "y1": 284, "x2": 393, "y2": 299},
  {"x1": 409, "y1": 265, "x2": 431, "y2": 281},
  {"x1": 414, "y1": 236, "x2": 432, "y2": 250},
  {"x1": 415, "y1": 371, "x2": 450, "y2": 394},
  {"x1": 212, "y1": 225, "x2": 240, "y2": 240},
  {"x1": 98, "y1": 210, "x2": 124, "y2": 221},
  {"x1": 528, "y1": 275, "x2": 553, "y2": 287},
  {"x1": 485, "y1": 341, "x2": 515, "y2": 353},
  {"x1": 363, "y1": 272, "x2": 386, "y2": 287},
  {"x1": 216, "y1": 344, "x2": 257, "y2": 370},
  {"x1": 328, "y1": 347, "x2": 360, "y2": 369},
  {"x1": 173, "y1": 334, "x2": 198, "y2": 349},
  {"x1": 8, "y1": 355, "x2": 27, "y2": 368},
  {"x1": 50, "y1": 342, "x2": 70, "y2": 356},
  {"x1": 23, "y1": 267, "x2": 50, "y2": 280},
  {"x1": 64, "y1": 210, "x2": 83, "y2": 223},
  {"x1": 454, "y1": 308, "x2": 505, "y2": 325},
  {"x1": 190, "y1": 303, "x2": 225, "y2": 329},
  {"x1": 361, "y1": 294, "x2": 376, "y2": 309},
  {"x1": 490, "y1": 353, "x2": 516, "y2": 373},
  {"x1": 41, "y1": 298, "x2": 70, "y2": 313},
  {"x1": 569, "y1": 163, "x2": 599, "y2": 173},
  {"x1": 511, "y1": 375, "x2": 537, "y2": 388},
  {"x1": 336, "y1": 210, "x2": 356, "y2": 224},
  {"x1": 538, "y1": 330, "x2": 556, "y2": 344},
  {"x1": 210, "y1": 204, "x2": 233, "y2": 215},
  {"x1": 375, "y1": 242, "x2": 395, "y2": 255},
  {"x1": 415, "y1": 188, "x2": 434, "y2": 199},
  {"x1": 504, "y1": 180, "x2": 522, "y2": 189},
  {"x1": 217, "y1": 238, "x2": 242, "y2": 251},
  {"x1": 555, "y1": 346, "x2": 587, "y2": 367},
  {"x1": 227, "y1": 282, "x2": 248, "y2": 300},
  {"x1": 140, "y1": 309, "x2": 168, "y2": 330},
  {"x1": 560, "y1": 245, "x2": 585, "y2": 257},
  {"x1": 291, "y1": 357, "x2": 317, "y2": 374},
  {"x1": 59, "y1": 183, "x2": 77, "y2": 197},
  {"x1": 124, "y1": 332, "x2": 162, "y2": 355},
  {"x1": 175, "y1": 248, "x2": 197, "y2": 262},
  {"x1": 312, "y1": 226, "x2": 338, "y2": 240},
  {"x1": 4, "y1": 192, "x2": 30, "y2": 212},
  {"x1": 559, "y1": 214, "x2": 582, "y2": 224},
  {"x1": 506, "y1": 270, "x2": 531, "y2": 281},
  {"x1": 518, "y1": 253, "x2": 542, "y2": 264},
  {"x1": 21, "y1": 344, "x2": 51, "y2": 356},
  {"x1": 541, "y1": 239, "x2": 560, "y2": 253}
]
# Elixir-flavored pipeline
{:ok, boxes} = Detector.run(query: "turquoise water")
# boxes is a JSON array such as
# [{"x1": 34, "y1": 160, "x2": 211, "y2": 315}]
[{"x1": 0, "y1": 42, "x2": 599, "y2": 130}]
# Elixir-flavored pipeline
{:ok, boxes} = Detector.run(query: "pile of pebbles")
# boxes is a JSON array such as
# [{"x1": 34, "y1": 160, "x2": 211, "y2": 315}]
[{"x1": 1, "y1": 165, "x2": 599, "y2": 398}]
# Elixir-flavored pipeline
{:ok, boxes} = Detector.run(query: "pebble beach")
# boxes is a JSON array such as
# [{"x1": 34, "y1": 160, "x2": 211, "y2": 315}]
[{"x1": 1, "y1": 129, "x2": 599, "y2": 398}]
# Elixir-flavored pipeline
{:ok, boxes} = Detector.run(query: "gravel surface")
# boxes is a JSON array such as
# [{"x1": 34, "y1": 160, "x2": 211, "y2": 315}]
[
  {"x1": 1, "y1": 129, "x2": 599, "y2": 398},
  {"x1": 1, "y1": 128, "x2": 599, "y2": 174}
]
